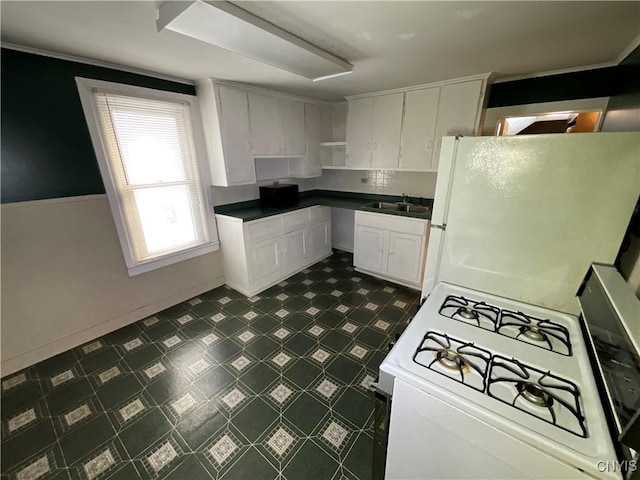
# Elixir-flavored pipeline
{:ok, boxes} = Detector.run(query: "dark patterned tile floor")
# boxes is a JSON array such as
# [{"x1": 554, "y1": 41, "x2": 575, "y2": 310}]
[{"x1": 1, "y1": 251, "x2": 420, "y2": 480}]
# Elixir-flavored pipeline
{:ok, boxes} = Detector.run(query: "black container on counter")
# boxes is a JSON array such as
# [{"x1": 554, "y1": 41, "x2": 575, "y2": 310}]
[{"x1": 259, "y1": 184, "x2": 299, "y2": 208}]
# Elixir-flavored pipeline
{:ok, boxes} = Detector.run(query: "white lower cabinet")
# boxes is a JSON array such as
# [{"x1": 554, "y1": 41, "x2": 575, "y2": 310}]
[
  {"x1": 216, "y1": 206, "x2": 332, "y2": 296},
  {"x1": 283, "y1": 229, "x2": 307, "y2": 272},
  {"x1": 354, "y1": 226, "x2": 386, "y2": 273},
  {"x1": 387, "y1": 232, "x2": 423, "y2": 284},
  {"x1": 354, "y1": 211, "x2": 429, "y2": 289},
  {"x1": 249, "y1": 237, "x2": 282, "y2": 287}
]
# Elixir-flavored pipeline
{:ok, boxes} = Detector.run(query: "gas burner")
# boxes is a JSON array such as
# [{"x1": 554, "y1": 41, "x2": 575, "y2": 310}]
[
  {"x1": 413, "y1": 332, "x2": 491, "y2": 392},
  {"x1": 517, "y1": 382, "x2": 554, "y2": 408},
  {"x1": 520, "y1": 326, "x2": 546, "y2": 342},
  {"x1": 487, "y1": 355, "x2": 586, "y2": 437},
  {"x1": 459, "y1": 308, "x2": 478, "y2": 320},
  {"x1": 434, "y1": 349, "x2": 468, "y2": 371},
  {"x1": 439, "y1": 295, "x2": 499, "y2": 331},
  {"x1": 498, "y1": 310, "x2": 572, "y2": 356}
]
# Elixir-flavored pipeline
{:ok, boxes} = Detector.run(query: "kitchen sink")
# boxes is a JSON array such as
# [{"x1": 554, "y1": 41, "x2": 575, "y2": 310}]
[
  {"x1": 367, "y1": 202, "x2": 402, "y2": 211},
  {"x1": 401, "y1": 204, "x2": 429, "y2": 213},
  {"x1": 366, "y1": 202, "x2": 430, "y2": 214}
]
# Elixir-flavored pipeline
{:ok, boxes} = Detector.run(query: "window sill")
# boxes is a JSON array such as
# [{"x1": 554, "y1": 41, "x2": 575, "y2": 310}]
[{"x1": 127, "y1": 241, "x2": 220, "y2": 277}]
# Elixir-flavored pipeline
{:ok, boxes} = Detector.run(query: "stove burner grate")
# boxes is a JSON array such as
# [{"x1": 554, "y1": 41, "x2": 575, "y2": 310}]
[
  {"x1": 439, "y1": 295, "x2": 500, "y2": 331},
  {"x1": 487, "y1": 355, "x2": 586, "y2": 437},
  {"x1": 413, "y1": 332, "x2": 491, "y2": 392},
  {"x1": 498, "y1": 310, "x2": 572, "y2": 356}
]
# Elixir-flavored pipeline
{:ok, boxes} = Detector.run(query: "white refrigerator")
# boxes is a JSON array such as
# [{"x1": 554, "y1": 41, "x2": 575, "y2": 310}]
[{"x1": 422, "y1": 132, "x2": 640, "y2": 314}]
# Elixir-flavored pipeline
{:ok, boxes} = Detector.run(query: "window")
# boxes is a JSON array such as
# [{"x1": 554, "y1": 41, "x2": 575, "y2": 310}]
[{"x1": 76, "y1": 78, "x2": 218, "y2": 276}]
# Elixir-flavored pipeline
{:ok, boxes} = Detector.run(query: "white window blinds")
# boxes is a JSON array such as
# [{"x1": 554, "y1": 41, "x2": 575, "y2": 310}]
[{"x1": 93, "y1": 92, "x2": 210, "y2": 263}]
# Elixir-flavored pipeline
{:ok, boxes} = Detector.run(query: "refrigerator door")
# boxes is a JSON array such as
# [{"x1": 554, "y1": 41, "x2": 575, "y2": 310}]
[{"x1": 436, "y1": 132, "x2": 640, "y2": 314}]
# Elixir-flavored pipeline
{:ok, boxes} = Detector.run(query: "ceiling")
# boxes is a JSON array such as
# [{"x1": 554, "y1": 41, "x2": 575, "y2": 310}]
[{"x1": 1, "y1": 1, "x2": 639, "y2": 101}]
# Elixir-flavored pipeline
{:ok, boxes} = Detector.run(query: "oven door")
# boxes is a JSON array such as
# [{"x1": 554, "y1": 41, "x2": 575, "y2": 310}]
[{"x1": 578, "y1": 264, "x2": 640, "y2": 474}]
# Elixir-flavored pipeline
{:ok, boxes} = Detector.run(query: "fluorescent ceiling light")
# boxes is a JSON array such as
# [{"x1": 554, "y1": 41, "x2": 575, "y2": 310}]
[
  {"x1": 157, "y1": 1, "x2": 354, "y2": 81},
  {"x1": 312, "y1": 71, "x2": 353, "y2": 82}
]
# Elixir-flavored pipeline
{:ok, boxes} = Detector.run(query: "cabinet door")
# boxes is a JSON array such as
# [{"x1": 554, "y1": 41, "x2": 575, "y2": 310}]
[
  {"x1": 308, "y1": 220, "x2": 331, "y2": 260},
  {"x1": 249, "y1": 93, "x2": 281, "y2": 155},
  {"x1": 399, "y1": 87, "x2": 440, "y2": 171},
  {"x1": 346, "y1": 97, "x2": 374, "y2": 167},
  {"x1": 371, "y1": 93, "x2": 404, "y2": 168},
  {"x1": 283, "y1": 228, "x2": 307, "y2": 272},
  {"x1": 432, "y1": 80, "x2": 483, "y2": 170},
  {"x1": 304, "y1": 103, "x2": 322, "y2": 177},
  {"x1": 387, "y1": 231, "x2": 423, "y2": 284},
  {"x1": 354, "y1": 225, "x2": 386, "y2": 273},
  {"x1": 280, "y1": 100, "x2": 306, "y2": 156},
  {"x1": 249, "y1": 237, "x2": 281, "y2": 283},
  {"x1": 218, "y1": 86, "x2": 256, "y2": 185}
]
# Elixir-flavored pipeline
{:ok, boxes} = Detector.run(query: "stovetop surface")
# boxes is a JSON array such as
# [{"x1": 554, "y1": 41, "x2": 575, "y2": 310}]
[{"x1": 379, "y1": 281, "x2": 616, "y2": 471}]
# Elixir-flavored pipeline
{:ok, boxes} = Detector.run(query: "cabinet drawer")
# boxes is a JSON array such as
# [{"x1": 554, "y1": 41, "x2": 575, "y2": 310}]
[
  {"x1": 355, "y1": 211, "x2": 427, "y2": 236},
  {"x1": 246, "y1": 216, "x2": 283, "y2": 243},
  {"x1": 282, "y1": 209, "x2": 310, "y2": 232},
  {"x1": 309, "y1": 206, "x2": 330, "y2": 223}
]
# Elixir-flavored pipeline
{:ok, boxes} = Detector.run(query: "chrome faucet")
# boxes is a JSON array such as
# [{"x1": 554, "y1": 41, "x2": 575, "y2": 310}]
[{"x1": 402, "y1": 193, "x2": 409, "y2": 203}]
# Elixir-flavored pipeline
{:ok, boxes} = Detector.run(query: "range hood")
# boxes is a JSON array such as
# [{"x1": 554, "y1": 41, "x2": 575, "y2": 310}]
[{"x1": 157, "y1": 1, "x2": 354, "y2": 81}]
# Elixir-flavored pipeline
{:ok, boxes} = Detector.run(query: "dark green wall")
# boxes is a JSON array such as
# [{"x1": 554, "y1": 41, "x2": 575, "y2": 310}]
[{"x1": 1, "y1": 48, "x2": 195, "y2": 204}]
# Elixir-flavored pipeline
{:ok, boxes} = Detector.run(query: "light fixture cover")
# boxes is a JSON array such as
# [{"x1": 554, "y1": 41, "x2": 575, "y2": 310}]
[{"x1": 157, "y1": 1, "x2": 353, "y2": 81}]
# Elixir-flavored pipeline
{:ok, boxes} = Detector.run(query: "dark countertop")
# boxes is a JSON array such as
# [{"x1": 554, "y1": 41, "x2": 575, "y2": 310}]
[{"x1": 214, "y1": 190, "x2": 433, "y2": 222}]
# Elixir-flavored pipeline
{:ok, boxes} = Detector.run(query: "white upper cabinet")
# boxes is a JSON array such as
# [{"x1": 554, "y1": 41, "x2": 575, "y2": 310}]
[
  {"x1": 371, "y1": 93, "x2": 404, "y2": 168},
  {"x1": 344, "y1": 75, "x2": 487, "y2": 172},
  {"x1": 431, "y1": 79, "x2": 484, "y2": 170},
  {"x1": 195, "y1": 80, "x2": 256, "y2": 186},
  {"x1": 346, "y1": 97, "x2": 374, "y2": 167},
  {"x1": 249, "y1": 93, "x2": 282, "y2": 155},
  {"x1": 280, "y1": 100, "x2": 306, "y2": 156},
  {"x1": 399, "y1": 87, "x2": 440, "y2": 171},
  {"x1": 249, "y1": 94, "x2": 306, "y2": 157},
  {"x1": 347, "y1": 94, "x2": 403, "y2": 168}
]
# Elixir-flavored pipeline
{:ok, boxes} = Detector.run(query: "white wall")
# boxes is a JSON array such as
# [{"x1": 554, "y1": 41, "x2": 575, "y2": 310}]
[
  {"x1": 212, "y1": 177, "x2": 317, "y2": 206},
  {"x1": 316, "y1": 170, "x2": 437, "y2": 198},
  {"x1": 1, "y1": 195, "x2": 225, "y2": 375}
]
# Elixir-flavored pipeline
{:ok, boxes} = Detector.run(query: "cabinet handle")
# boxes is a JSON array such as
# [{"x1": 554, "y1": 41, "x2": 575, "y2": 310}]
[
  {"x1": 427, "y1": 140, "x2": 433, "y2": 150},
  {"x1": 374, "y1": 142, "x2": 377, "y2": 150},
  {"x1": 437, "y1": 139, "x2": 442, "y2": 149}
]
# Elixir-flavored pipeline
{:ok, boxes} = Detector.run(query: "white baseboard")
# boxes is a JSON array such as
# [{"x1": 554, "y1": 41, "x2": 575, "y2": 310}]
[
  {"x1": 225, "y1": 253, "x2": 333, "y2": 298},
  {"x1": 1, "y1": 275, "x2": 225, "y2": 376},
  {"x1": 354, "y1": 267, "x2": 421, "y2": 290}
]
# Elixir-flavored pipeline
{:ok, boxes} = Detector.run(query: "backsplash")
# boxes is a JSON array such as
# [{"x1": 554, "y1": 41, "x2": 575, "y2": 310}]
[
  {"x1": 316, "y1": 170, "x2": 437, "y2": 198},
  {"x1": 211, "y1": 170, "x2": 438, "y2": 206},
  {"x1": 211, "y1": 178, "x2": 317, "y2": 206}
]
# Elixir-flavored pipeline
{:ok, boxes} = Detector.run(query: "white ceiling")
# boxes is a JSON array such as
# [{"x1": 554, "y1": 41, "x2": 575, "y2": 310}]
[{"x1": 2, "y1": 1, "x2": 639, "y2": 101}]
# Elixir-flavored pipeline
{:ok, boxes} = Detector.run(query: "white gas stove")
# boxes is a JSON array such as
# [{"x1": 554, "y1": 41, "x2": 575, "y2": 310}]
[{"x1": 378, "y1": 282, "x2": 619, "y2": 480}]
